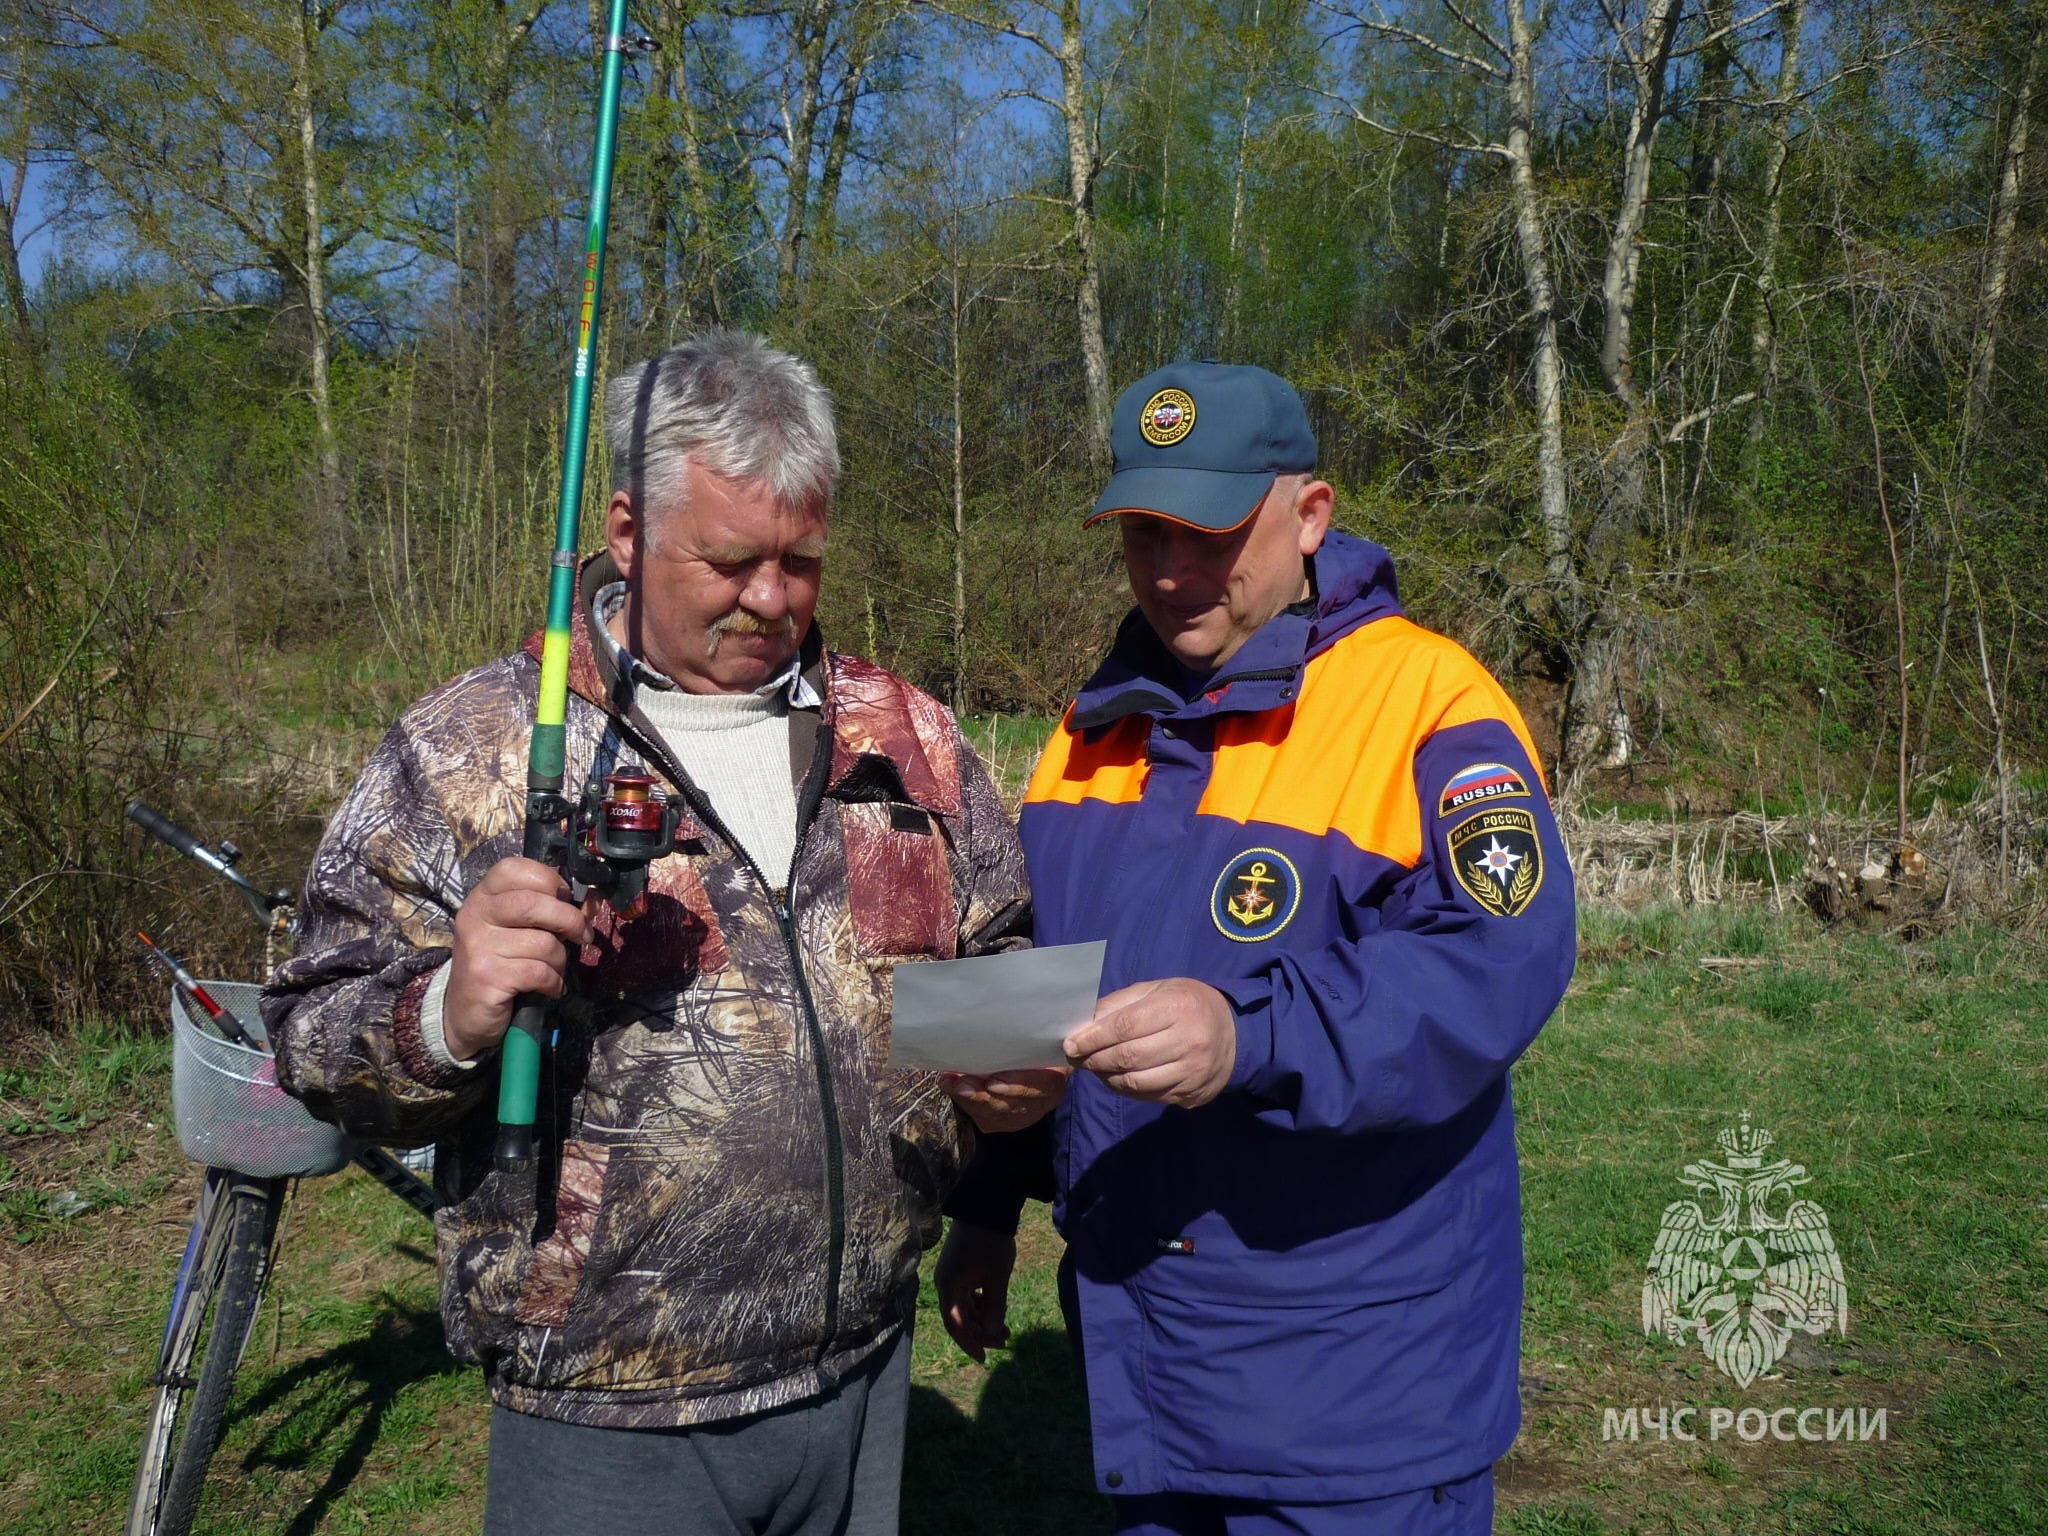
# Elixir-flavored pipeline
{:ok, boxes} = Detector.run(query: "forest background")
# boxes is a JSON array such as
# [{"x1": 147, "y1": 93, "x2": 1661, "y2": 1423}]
[{"x1": 1, "y1": 0, "x2": 2045, "y2": 1027}]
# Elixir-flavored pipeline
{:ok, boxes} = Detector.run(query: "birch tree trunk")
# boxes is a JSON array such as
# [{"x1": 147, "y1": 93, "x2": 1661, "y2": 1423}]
[
  {"x1": 1746, "y1": 0, "x2": 1804, "y2": 455},
  {"x1": 2, "y1": 140, "x2": 35, "y2": 378},
  {"x1": 775, "y1": 0, "x2": 832, "y2": 306},
  {"x1": 1596, "y1": 0, "x2": 1681, "y2": 414},
  {"x1": 1572, "y1": 0, "x2": 1682, "y2": 769},
  {"x1": 929, "y1": 0, "x2": 1110, "y2": 464},
  {"x1": 1, "y1": 48, "x2": 37, "y2": 379},
  {"x1": 289, "y1": 0, "x2": 342, "y2": 517},
  {"x1": 642, "y1": 21, "x2": 678, "y2": 339},
  {"x1": 950, "y1": 252, "x2": 968, "y2": 711},
  {"x1": 1221, "y1": 0, "x2": 1264, "y2": 351},
  {"x1": 1949, "y1": 20, "x2": 2040, "y2": 876},
  {"x1": 814, "y1": 10, "x2": 878, "y2": 257},
  {"x1": 1964, "y1": 21, "x2": 2042, "y2": 440},
  {"x1": 1688, "y1": 0, "x2": 1734, "y2": 230},
  {"x1": 1504, "y1": 0, "x2": 1572, "y2": 627},
  {"x1": 1681, "y1": 0, "x2": 1733, "y2": 482},
  {"x1": 1058, "y1": 0, "x2": 1112, "y2": 471}
]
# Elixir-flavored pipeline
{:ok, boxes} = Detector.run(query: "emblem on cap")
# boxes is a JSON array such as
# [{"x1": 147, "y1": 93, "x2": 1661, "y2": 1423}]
[
  {"x1": 1211, "y1": 848, "x2": 1300, "y2": 941},
  {"x1": 1140, "y1": 387, "x2": 1196, "y2": 447}
]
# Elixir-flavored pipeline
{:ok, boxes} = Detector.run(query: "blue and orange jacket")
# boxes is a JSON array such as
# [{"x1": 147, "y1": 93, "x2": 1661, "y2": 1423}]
[{"x1": 951, "y1": 531, "x2": 1576, "y2": 1502}]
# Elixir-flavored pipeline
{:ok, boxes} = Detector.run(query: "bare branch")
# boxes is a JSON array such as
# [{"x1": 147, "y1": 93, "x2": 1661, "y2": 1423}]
[
  {"x1": 1664, "y1": 391, "x2": 1759, "y2": 442},
  {"x1": 913, "y1": 0, "x2": 1055, "y2": 57},
  {"x1": 1314, "y1": 3, "x2": 1508, "y2": 81},
  {"x1": 1440, "y1": 0, "x2": 1509, "y2": 60},
  {"x1": 1313, "y1": 85, "x2": 1509, "y2": 158},
  {"x1": 1671, "y1": 0, "x2": 1788, "y2": 60},
  {"x1": 1591, "y1": 0, "x2": 1643, "y2": 76},
  {"x1": 991, "y1": 85, "x2": 1063, "y2": 112}
]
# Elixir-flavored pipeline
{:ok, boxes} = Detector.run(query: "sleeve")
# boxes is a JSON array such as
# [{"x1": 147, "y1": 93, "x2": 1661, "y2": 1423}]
[
  {"x1": 1218, "y1": 712, "x2": 1576, "y2": 1135},
  {"x1": 932, "y1": 718, "x2": 1043, "y2": 1227},
  {"x1": 260, "y1": 719, "x2": 496, "y2": 1145},
  {"x1": 946, "y1": 723, "x2": 1033, "y2": 961},
  {"x1": 942, "y1": 1115, "x2": 1056, "y2": 1236}
]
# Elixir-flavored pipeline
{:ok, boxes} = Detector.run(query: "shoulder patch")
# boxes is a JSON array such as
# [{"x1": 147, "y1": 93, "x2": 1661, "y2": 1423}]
[
  {"x1": 1448, "y1": 807, "x2": 1543, "y2": 917},
  {"x1": 1439, "y1": 761, "x2": 1531, "y2": 817}
]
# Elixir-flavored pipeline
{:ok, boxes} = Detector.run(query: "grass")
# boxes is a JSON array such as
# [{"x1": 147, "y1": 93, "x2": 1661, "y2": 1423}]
[
  {"x1": 1, "y1": 904, "x2": 2043, "y2": 1533},
  {"x1": 961, "y1": 713, "x2": 1059, "y2": 808},
  {"x1": 0, "y1": 1023, "x2": 177, "y2": 1241},
  {"x1": 1506, "y1": 907, "x2": 2048, "y2": 1535}
]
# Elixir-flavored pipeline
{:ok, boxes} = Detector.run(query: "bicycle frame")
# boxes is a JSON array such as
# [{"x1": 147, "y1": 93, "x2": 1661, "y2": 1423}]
[{"x1": 154, "y1": 1170, "x2": 221, "y2": 1365}]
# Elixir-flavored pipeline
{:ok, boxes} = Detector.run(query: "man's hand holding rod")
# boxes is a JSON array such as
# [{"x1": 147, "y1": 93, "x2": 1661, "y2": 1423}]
[{"x1": 443, "y1": 858, "x2": 594, "y2": 1063}]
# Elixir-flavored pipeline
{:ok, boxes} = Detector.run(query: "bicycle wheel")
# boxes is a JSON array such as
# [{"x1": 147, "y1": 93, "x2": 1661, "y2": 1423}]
[{"x1": 125, "y1": 1172, "x2": 287, "y2": 1536}]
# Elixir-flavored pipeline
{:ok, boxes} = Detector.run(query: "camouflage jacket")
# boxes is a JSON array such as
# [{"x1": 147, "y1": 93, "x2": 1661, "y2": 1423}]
[{"x1": 263, "y1": 556, "x2": 1031, "y2": 1428}]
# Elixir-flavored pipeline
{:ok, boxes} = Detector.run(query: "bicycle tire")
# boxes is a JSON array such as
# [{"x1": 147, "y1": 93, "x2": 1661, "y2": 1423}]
[{"x1": 125, "y1": 1175, "x2": 285, "y2": 1536}]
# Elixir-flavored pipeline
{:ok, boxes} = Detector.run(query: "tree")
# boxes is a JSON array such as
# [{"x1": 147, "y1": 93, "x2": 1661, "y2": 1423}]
[
  {"x1": 766, "y1": 0, "x2": 897, "y2": 306},
  {"x1": 919, "y1": 0, "x2": 1143, "y2": 470},
  {"x1": 38, "y1": 0, "x2": 392, "y2": 516},
  {"x1": 0, "y1": 28, "x2": 42, "y2": 376}
]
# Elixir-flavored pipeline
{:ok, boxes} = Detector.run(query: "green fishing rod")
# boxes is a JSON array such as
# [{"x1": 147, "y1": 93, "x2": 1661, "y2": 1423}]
[{"x1": 495, "y1": 0, "x2": 642, "y2": 1176}]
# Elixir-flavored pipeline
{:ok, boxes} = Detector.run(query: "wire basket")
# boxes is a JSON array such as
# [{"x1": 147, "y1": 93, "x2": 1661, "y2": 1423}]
[{"x1": 170, "y1": 982, "x2": 356, "y2": 1178}]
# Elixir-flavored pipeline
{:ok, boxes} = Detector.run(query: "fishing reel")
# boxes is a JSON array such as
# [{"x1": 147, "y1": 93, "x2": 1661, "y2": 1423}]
[{"x1": 564, "y1": 771, "x2": 682, "y2": 915}]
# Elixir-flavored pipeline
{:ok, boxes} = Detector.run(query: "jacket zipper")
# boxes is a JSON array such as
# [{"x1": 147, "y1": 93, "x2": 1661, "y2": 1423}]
[{"x1": 609, "y1": 707, "x2": 848, "y2": 1376}]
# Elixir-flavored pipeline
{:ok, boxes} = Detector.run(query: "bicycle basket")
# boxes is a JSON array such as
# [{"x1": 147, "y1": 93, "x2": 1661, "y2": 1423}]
[{"x1": 170, "y1": 982, "x2": 356, "y2": 1177}]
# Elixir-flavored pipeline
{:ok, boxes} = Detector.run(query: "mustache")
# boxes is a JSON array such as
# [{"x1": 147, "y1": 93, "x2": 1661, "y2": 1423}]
[{"x1": 705, "y1": 606, "x2": 797, "y2": 656}]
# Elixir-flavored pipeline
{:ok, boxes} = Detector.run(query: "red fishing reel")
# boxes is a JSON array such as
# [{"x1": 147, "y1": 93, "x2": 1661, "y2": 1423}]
[{"x1": 568, "y1": 772, "x2": 681, "y2": 914}]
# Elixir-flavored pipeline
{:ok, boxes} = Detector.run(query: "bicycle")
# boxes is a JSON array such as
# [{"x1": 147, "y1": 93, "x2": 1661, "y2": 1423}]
[{"x1": 122, "y1": 799, "x2": 442, "y2": 1536}]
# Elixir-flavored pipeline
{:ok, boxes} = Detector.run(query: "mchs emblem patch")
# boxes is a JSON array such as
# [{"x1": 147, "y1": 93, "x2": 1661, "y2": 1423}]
[
  {"x1": 1448, "y1": 807, "x2": 1543, "y2": 917},
  {"x1": 1438, "y1": 761, "x2": 1532, "y2": 817},
  {"x1": 1140, "y1": 387, "x2": 1197, "y2": 446},
  {"x1": 1211, "y1": 848, "x2": 1301, "y2": 941}
]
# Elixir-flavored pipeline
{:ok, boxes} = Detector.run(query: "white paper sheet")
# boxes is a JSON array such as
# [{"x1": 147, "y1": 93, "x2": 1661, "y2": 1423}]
[{"x1": 887, "y1": 940, "x2": 1107, "y2": 1073}]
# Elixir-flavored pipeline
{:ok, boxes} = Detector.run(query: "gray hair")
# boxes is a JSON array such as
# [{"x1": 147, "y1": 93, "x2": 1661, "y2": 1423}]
[{"x1": 604, "y1": 331, "x2": 841, "y2": 536}]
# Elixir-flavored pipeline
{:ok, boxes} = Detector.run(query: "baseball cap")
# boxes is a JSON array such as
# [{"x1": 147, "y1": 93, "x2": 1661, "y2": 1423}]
[{"x1": 1086, "y1": 361, "x2": 1318, "y2": 531}]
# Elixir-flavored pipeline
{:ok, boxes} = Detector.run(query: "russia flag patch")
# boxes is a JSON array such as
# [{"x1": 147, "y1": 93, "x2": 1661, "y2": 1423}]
[{"x1": 1439, "y1": 762, "x2": 1532, "y2": 817}]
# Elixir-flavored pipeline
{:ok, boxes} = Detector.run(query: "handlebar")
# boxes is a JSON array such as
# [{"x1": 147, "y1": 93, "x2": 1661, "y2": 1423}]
[
  {"x1": 126, "y1": 799, "x2": 210, "y2": 864},
  {"x1": 126, "y1": 799, "x2": 294, "y2": 926}
]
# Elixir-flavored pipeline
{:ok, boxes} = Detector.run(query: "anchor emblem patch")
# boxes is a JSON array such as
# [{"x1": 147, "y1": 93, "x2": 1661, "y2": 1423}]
[{"x1": 1211, "y1": 848, "x2": 1301, "y2": 942}]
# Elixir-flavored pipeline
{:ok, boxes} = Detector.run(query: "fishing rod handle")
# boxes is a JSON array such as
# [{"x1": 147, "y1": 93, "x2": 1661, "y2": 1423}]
[{"x1": 493, "y1": 995, "x2": 548, "y2": 1174}]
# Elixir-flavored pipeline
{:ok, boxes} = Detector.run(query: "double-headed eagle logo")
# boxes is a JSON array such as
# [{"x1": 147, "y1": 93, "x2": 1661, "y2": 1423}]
[{"x1": 1642, "y1": 1115, "x2": 1849, "y2": 1387}]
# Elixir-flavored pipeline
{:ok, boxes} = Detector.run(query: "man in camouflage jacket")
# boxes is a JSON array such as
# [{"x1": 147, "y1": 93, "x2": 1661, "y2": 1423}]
[{"x1": 264, "y1": 333, "x2": 1050, "y2": 1535}]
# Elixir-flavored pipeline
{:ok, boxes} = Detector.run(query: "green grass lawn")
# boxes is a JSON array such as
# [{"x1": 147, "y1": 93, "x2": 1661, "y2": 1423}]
[{"x1": 2, "y1": 904, "x2": 2043, "y2": 1533}]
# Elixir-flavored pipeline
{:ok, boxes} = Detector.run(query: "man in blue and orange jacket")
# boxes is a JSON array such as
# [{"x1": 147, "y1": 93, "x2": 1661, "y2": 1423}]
[{"x1": 936, "y1": 362, "x2": 1576, "y2": 1534}]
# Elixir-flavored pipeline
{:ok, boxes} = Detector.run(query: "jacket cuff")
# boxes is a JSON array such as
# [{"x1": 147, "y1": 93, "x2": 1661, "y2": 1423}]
[
  {"x1": 391, "y1": 956, "x2": 479, "y2": 1090},
  {"x1": 1219, "y1": 974, "x2": 1277, "y2": 1094},
  {"x1": 941, "y1": 1125, "x2": 1037, "y2": 1237},
  {"x1": 417, "y1": 966, "x2": 480, "y2": 1073},
  {"x1": 942, "y1": 1181, "x2": 1030, "y2": 1238}
]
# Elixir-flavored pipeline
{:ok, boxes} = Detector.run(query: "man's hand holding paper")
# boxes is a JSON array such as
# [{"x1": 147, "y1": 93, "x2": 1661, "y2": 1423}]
[
  {"x1": 893, "y1": 940, "x2": 1105, "y2": 1133},
  {"x1": 937, "y1": 1068, "x2": 1068, "y2": 1134}
]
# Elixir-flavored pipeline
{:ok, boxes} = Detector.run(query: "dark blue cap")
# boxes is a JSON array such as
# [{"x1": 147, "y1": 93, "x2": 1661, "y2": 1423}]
[{"x1": 1087, "y1": 361, "x2": 1318, "y2": 531}]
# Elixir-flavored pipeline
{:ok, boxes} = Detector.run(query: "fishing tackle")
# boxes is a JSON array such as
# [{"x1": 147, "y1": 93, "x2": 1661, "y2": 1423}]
[{"x1": 496, "y1": 0, "x2": 657, "y2": 1175}]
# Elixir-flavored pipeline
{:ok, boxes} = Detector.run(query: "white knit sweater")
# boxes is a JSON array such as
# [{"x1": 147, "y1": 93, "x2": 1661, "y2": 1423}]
[{"x1": 633, "y1": 684, "x2": 798, "y2": 883}]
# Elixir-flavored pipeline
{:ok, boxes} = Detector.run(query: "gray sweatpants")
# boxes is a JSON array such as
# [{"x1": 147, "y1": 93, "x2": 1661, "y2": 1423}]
[{"x1": 482, "y1": 1328, "x2": 911, "y2": 1536}]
